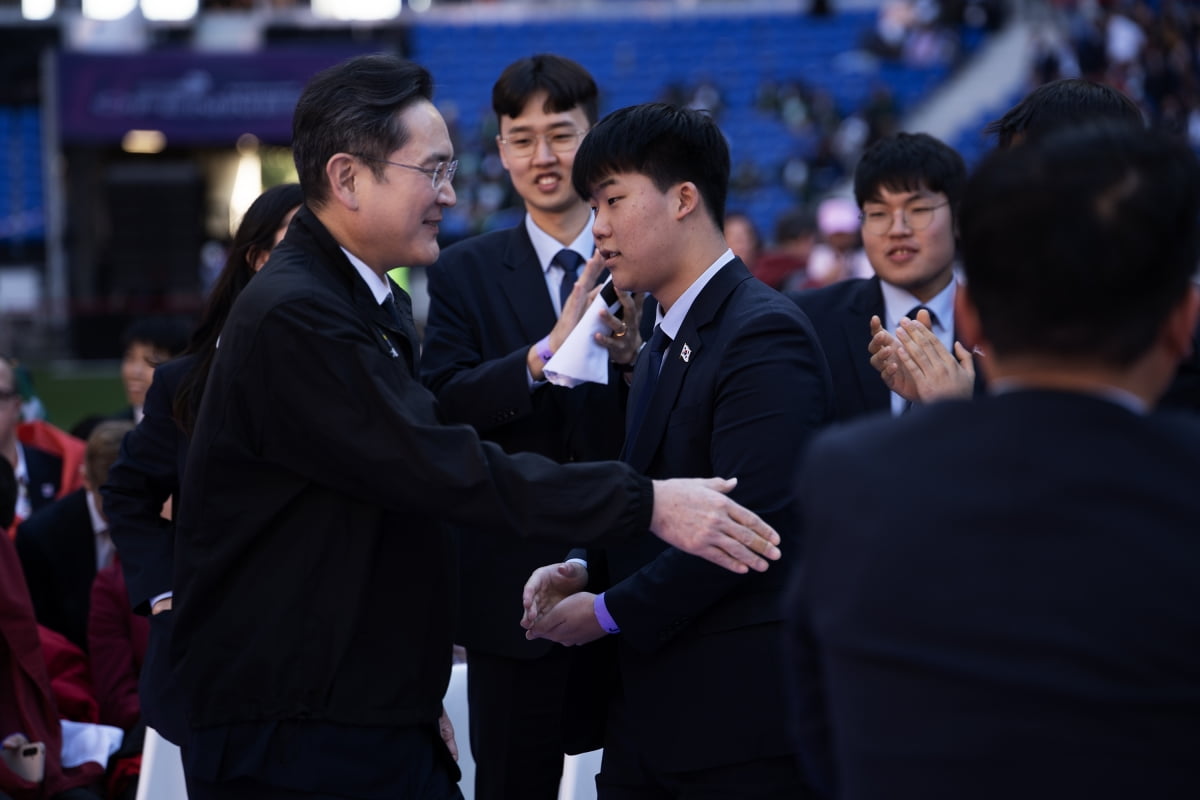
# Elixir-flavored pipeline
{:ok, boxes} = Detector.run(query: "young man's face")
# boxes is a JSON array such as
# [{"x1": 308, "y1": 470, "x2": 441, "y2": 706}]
[
  {"x1": 859, "y1": 184, "x2": 956, "y2": 302},
  {"x1": 497, "y1": 91, "x2": 591, "y2": 220},
  {"x1": 590, "y1": 172, "x2": 680, "y2": 296},
  {"x1": 355, "y1": 99, "x2": 457, "y2": 271},
  {"x1": 121, "y1": 341, "x2": 169, "y2": 410}
]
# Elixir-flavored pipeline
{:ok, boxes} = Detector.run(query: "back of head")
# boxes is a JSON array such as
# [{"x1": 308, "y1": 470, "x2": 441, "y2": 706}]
[
  {"x1": 492, "y1": 53, "x2": 599, "y2": 126},
  {"x1": 853, "y1": 131, "x2": 967, "y2": 218},
  {"x1": 960, "y1": 122, "x2": 1200, "y2": 366},
  {"x1": 985, "y1": 79, "x2": 1144, "y2": 149},
  {"x1": 229, "y1": 182, "x2": 304, "y2": 273},
  {"x1": 120, "y1": 316, "x2": 188, "y2": 359},
  {"x1": 85, "y1": 419, "x2": 134, "y2": 488},
  {"x1": 572, "y1": 102, "x2": 730, "y2": 228},
  {"x1": 292, "y1": 53, "x2": 434, "y2": 210},
  {"x1": 774, "y1": 207, "x2": 817, "y2": 245}
]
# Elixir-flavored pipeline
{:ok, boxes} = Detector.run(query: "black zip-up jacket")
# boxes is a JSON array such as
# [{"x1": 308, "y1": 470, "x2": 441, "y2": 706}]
[{"x1": 172, "y1": 206, "x2": 652, "y2": 730}]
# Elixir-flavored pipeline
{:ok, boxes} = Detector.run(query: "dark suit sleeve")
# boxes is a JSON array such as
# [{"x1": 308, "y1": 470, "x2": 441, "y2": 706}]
[
  {"x1": 604, "y1": 309, "x2": 831, "y2": 652},
  {"x1": 101, "y1": 365, "x2": 181, "y2": 614},
  {"x1": 422, "y1": 255, "x2": 543, "y2": 433},
  {"x1": 243, "y1": 297, "x2": 653, "y2": 543},
  {"x1": 14, "y1": 521, "x2": 58, "y2": 634},
  {"x1": 782, "y1": 432, "x2": 847, "y2": 798}
]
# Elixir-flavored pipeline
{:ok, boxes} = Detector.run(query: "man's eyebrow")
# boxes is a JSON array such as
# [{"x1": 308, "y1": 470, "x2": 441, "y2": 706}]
[{"x1": 503, "y1": 120, "x2": 579, "y2": 134}]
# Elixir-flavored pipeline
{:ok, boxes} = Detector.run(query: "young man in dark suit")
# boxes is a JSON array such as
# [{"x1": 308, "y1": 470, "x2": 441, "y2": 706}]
[
  {"x1": 523, "y1": 103, "x2": 833, "y2": 799},
  {"x1": 785, "y1": 122, "x2": 1200, "y2": 799},
  {"x1": 789, "y1": 132, "x2": 975, "y2": 422},
  {"x1": 421, "y1": 55, "x2": 641, "y2": 800},
  {"x1": 172, "y1": 55, "x2": 782, "y2": 800}
]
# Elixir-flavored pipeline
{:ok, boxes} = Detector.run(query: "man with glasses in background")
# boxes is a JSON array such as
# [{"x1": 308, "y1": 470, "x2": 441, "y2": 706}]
[
  {"x1": 789, "y1": 132, "x2": 978, "y2": 422},
  {"x1": 422, "y1": 54, "x2": 642, "y2": 800}
]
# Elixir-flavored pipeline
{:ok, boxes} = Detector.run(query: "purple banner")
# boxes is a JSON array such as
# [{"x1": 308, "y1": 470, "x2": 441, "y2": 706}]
[{"x1": 58, "y1": 48, "x2": 374, "y2": 145}]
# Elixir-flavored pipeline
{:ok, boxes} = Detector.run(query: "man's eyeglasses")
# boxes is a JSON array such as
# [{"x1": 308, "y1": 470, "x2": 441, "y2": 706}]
[
  {"x1": 860, "y1": 201, "x2": 949, "y2": 236},
  {"x1": 355, "y1": 154, "x2": 458, "y2": 190},
  {"x1": 0, "y1": 389, "x2": 18, "y2": 402},
  {"x1": 498, "y1": 130, "x2": 587, "y2": 158}
]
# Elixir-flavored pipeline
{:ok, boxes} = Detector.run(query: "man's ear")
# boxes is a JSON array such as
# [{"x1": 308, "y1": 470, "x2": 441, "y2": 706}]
[
  {"x1": 325, "y1": 153, "x2": 361, "y2": 211},
  {"x1": 495, "y1": 135, "x2": 511, "y2": 173},
  {"x1": 1163, "y1": 284, "x2": 1200, "y2": 361},
  {"x1": 955, "y1": 285, "x2": 985, "y2": 353},
  {"x1": 674, "y1": 182, "x2": 701, "y2": 221}
]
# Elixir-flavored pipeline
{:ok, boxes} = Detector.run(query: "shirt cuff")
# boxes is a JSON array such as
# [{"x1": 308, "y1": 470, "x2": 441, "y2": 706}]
[{"x1": 593, "y1": 592, "x2": 620, "y2": 634}]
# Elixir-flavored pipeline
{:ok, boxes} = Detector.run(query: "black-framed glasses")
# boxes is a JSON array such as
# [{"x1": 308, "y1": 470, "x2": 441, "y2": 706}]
[
  {"x1": 0, "y1": 389, "x2": 18, "y2": 402},
  {"x1": 497, "y1": 129, "x2": 587, "y2": 158},
  {"x1": 355, "y1": 154, "x2": 458, "y2": 190},
  {"x1": 860, "y1": 201, "x2": 949, "y2": 236}
]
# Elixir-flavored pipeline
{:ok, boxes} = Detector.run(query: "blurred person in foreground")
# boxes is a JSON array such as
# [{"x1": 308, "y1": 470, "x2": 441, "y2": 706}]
[
  {"x1": 785, "y1": 121, "x2": 1200, "y2": 800},
  {"x1": 171, "y1": 54, "x2": 780, "y2": 800}
]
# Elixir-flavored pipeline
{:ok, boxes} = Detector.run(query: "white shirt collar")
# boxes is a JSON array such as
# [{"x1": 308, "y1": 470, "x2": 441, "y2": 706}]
[
  {"x1": 655, "y1": 249, "x2": 736, "y2": 340},
  {"x1": 13, "y1": 442, "x2": 30, "y2": 520},
  {"x1": 85, "y1": 490, "x2": 115, "y2": 571},
  {"x1": 341, "y1": 247, "x2": 394, "y2": 306},
  {"x1": 524, "y1": 212, "x2": 595, "y2": 274}
]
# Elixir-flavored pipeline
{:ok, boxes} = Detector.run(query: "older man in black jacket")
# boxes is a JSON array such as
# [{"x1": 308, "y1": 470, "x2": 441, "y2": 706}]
[{"x1": 172, "y1": 54, "x2": 781, "y2": 800}]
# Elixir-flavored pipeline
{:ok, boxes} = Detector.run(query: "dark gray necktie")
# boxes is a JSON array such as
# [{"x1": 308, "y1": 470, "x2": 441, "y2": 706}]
[
  {"x1": 554, "y1": 249, "x2": 585, "y2": 311},
  {"x1": 382, "y1": 294, "x2": 404, "y2": 329},
  {"x1": 904, "y1": 304, "x2": 940, "y2": 329},
  {"x1": 627, "y1": 324, "x2": 672, "y2": 447}
]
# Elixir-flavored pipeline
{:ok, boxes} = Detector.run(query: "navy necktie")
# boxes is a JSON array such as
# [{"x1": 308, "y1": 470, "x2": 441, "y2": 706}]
[
  {"x1": 904, "y1": 304, "x2": 940, "y2": 329},
  {"x1": 554, "y1": 249, "x2": 585, "y2": 312},
  {"x1": 382, "y1": 294, "x2": 404, "y2": 330},
  {"x1": 627, "y1": 324, "x2": 672, "y2": 448}
]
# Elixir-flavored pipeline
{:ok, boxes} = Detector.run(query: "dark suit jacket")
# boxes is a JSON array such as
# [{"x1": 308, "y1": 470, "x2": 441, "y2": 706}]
[
  {"x1": 786, "y1": 391, "x2": 1200, "y2": 799},
  {"x1": 173, "y1": 206, "x2": 653, "y2": 735},
  {"x1": 422, "y1": 225, "x2": 627, "y2": 659},
  {"x1": 789, "y1": 276, "x2": 983, "y2": 422},
  {"x1": 581, "y1": 258, "x2": 833, "y2": 773},
  {"x1": 101, "y1": 355, "x2": 192, "y2": 743},
  {"x1": 15, "y1": 489, "x2": 97, "y2": 651},
  {"x1": 23, "y1": 443, "x2": 63, "y2": 518},
  {"x1": 102, "y1": 355, "x2": 191, "y2": 615}
]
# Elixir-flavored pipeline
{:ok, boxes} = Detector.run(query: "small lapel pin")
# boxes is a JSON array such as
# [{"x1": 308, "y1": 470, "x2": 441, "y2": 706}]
[{"x1": 680, "y1": 343, "x2": 692, "y2": 363}]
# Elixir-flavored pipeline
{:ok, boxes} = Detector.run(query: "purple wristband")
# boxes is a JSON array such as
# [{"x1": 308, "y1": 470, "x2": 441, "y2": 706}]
[
  {"x1": 536, "y1": 336, "x2": 554, "y2": 364},
  {"x1": 593, "y1": 592, "x2": 620, "y2": 634}
]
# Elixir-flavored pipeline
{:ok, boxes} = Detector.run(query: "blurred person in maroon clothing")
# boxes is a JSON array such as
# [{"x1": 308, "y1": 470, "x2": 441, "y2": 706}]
[
  {"x1": 0, "y1": 457, "x2": 105, "y2": 800},
  {"x1": 87, "y1": 558, "x2": 148, "y2": 733}
]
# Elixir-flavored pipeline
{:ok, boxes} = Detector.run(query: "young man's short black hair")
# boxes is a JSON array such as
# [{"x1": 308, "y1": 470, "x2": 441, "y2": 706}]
[
  {"x1": 961, "y1": 122, "x2": 1199, "y2": 366},
  {"x1": 492, "y1": 53, "x2": 599, "y2": 127},
  {"x1": 853, "y1": 132, "x2": 967, "y2": 223},
  {"x1": 984, "y1": 79, "x2": 1144, "y2": 150},
  {"x1": 120, "y1": 316, "x2": 188, "y2": 358},
  {"x1": 292, "y1": 54, "x2": 435, "y2": 210},
  {"x1": 572, "y1": 102, "x2": 730, "y2": 228}
]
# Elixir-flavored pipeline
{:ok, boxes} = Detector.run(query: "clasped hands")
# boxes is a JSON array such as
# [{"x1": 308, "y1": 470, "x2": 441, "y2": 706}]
[
  {"x1": 520, "y1": 561, "x2": 602, "y2": 647},
  {"x1": 868, "y1": 308, "x2": 976, "y2": 403}
]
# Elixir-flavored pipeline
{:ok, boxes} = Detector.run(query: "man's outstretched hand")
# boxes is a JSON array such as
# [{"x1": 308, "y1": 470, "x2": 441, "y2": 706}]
[{"x1": 650, "y1": 477, "x2": 780, "y2": 573}]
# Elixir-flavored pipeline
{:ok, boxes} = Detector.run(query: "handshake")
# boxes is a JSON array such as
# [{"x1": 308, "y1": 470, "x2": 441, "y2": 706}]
[{"x1": 520, "y1": 560, "x2": 598, "y2": 647}]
